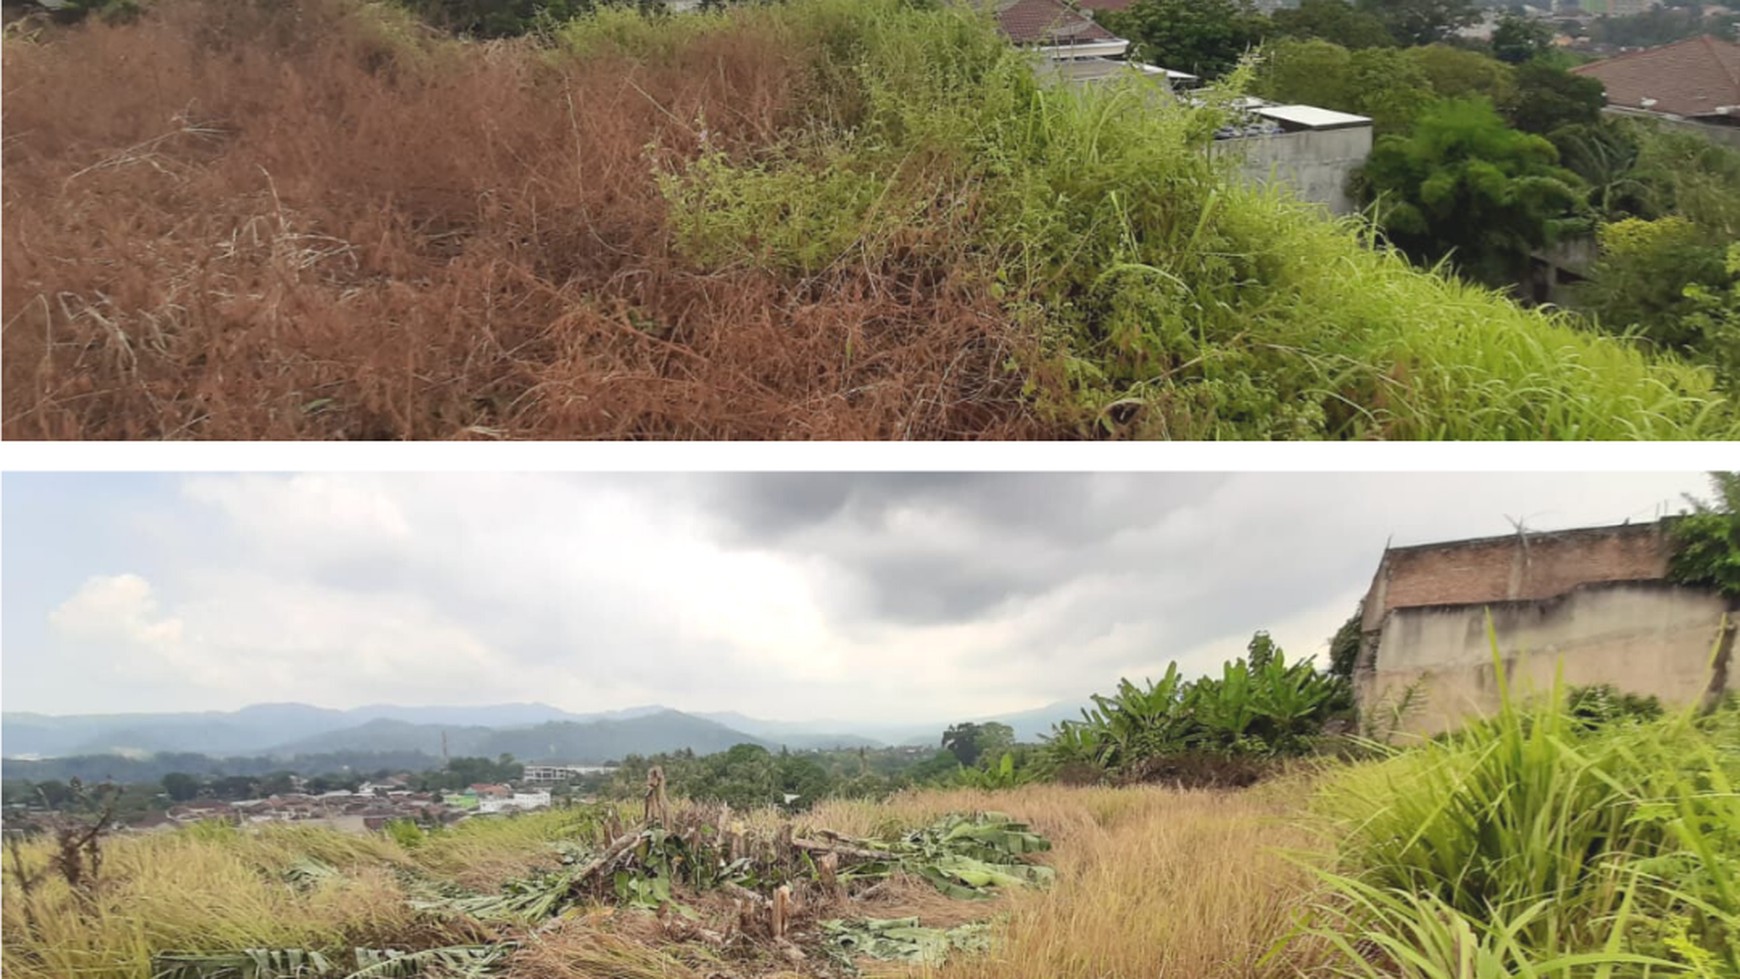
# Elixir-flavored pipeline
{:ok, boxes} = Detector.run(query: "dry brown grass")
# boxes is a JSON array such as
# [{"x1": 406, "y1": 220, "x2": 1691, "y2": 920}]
[
  {"x1": 811, "y1": 783, "x2": 1333, "y2": 979},
  {"x1": 0, "y1": 0, "x2": 1049, "y2": 439}
]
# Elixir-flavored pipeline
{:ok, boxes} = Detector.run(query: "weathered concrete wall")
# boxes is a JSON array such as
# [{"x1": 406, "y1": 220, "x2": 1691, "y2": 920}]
[
  {"x1": 1359, "y1": 522, "x2": 1672, "y2": 635},
  {"x1": 1223, "y1": 126, "x2": 1372, "y2": 215},
  {"x1": 1360, "y1": 581, "x2": 1732, "y2": 736}
]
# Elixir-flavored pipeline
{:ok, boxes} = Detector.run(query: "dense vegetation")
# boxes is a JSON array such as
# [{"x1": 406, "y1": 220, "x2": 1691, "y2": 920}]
[
  {"x1": 1041, "y1": 631, "x2": 1353, "y2": 785},
  {"x1": 1158, "y1": 0, "x2": 1740, "y2": 386},
  {"x1": 2, "y1": 0, "x2": 1734, "y2": 438},
  {"x1": 595, "y1": 744, "x2": 966, "y2": 811},
  {"x1": 1313, "y1": 671, "x2": 1739, "y2": 974}
]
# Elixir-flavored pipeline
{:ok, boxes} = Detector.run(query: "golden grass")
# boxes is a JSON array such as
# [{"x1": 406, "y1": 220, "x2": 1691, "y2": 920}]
[
  {"x1": 810, "y1": 784, "x2": 1334, "y2": 979},
  {"x1": 2, "y1": 829, "x2": 417, "y2": 979},
  {"x1": 408, "y1": 807, "x2": 606, "y2": 890}
]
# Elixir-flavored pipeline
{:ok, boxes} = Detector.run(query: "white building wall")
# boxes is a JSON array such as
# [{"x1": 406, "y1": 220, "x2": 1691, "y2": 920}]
[{"x1": 1221, "y1": 125, "x2": 1374, "y2": 215}]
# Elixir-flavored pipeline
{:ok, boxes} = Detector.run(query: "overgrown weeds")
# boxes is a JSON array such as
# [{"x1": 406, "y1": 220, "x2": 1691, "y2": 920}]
[
  {"x1": 3, "y1": 0, "x2": 1735, "y2": 438},
  {"x1": 1306, "y1": 628, "x2": 1740, "y2": 974}
]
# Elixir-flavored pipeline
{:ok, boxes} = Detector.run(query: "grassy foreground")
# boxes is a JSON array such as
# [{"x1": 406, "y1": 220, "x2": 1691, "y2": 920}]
[
  {"x1": 3, "y1": 785, "x2": 1329, "y2": 979},
  {"x1": 7, "y1": 692, "x2": 1738, "y2": 979},
  {"x1": 2, "y1": 0, "x2": 1735, "y2": 438}
]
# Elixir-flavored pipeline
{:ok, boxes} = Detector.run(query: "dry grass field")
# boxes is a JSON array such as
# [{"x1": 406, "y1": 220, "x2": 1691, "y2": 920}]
[{"x1": 4, "y1": 0, "x2": 1734, "y2": 439}]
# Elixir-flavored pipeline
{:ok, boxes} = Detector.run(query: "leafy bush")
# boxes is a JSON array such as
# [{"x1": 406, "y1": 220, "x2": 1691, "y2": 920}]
[
  {"x1": 1359, "y1": 97, "x2": 1588, "y2": 286},
  {"x1": 954, "y1": 752, "x2": 1038, "y2": 790},
  {"x1": 1564, "y1": 683, "x2": 1664, "y2": 729},
  {"x1": 1041, "y1": 633, "x2": 1349, "y2": 782},
  {"x1": 1668, "y1": 472, "x2": 1740, "y2": 599},
  {"x1": 1580, "y1": 217, "x2": 1732, "y2": 353}
]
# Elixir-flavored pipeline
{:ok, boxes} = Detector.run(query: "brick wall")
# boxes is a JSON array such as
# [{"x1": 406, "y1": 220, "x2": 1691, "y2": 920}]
[{"x1": 1360, "y1": 522, "x2": 1672, "y2": 634}]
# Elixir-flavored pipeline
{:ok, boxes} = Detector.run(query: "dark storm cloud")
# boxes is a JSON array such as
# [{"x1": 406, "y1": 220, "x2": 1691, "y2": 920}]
[{"x1": 698, "y1": 473, "x2": 1232, "y2": 625}]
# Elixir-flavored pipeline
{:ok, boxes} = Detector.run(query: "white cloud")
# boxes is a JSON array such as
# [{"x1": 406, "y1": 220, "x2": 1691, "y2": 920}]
[{"x1": 51, "y1": 573, "x2": 183, "y2": 650}]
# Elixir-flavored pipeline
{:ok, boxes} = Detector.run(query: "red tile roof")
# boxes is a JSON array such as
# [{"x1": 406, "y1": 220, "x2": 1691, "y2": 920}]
[
  {"x1": 995, "y1": 0, "x2": 1122, "y2": 46},
  {"x1": 1571, "y1": 35, "x2": 1740, "y2": 120}
]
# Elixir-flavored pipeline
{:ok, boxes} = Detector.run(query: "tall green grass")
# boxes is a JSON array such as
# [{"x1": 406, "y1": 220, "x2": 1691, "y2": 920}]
[
  {"x1": 646, "y1": 0, "x2": 1736, "y2": 439},
  {"x1": 1309, "y1": 630, "x2": 1740, "y2": 975}
]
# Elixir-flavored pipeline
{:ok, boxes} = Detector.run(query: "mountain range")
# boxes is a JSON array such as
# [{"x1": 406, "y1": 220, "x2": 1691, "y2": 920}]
[{"x1": 1, "y1": 700, "x2": 1084, "y2": 764}]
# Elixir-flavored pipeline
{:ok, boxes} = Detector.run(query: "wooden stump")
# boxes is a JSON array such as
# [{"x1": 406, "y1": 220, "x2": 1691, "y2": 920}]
[{"x1": 642, "y1": 766, "x2": 669, "y2": 829}]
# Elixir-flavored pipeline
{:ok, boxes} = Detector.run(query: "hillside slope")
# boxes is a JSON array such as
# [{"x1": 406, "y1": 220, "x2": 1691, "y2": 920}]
[{"x1": 0, "y1": 0, "x2": 1731, "y2": 439}]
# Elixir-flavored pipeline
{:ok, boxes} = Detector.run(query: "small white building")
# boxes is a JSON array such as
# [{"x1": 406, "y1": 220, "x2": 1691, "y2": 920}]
[
  {"x1": 477, "y1": 790, "x2": 552, "y2": 814},
  {"x1": 521, "y1": 764, "x2": 614, "y2": 784}
]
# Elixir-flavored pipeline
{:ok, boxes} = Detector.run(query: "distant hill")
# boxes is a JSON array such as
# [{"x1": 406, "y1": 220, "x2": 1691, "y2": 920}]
[
  {"x1": 265, "y1": 710, "x2": 776, "y2": 763},
  {"x1": 690, "y1": 712, "x2": 884, "y2": 750},
  {"x1": 2, "y1": 702, "x2": 635, "y2": 758},
  {"x1": 2, "y1": 700, "x2": 1081, "y2": 766},
  {"x1": 1, "y1": 705, "x2": 355, "y2": 757},
  {"x1": 475, "y1": 711, "x2": 776, "y2": 762}
]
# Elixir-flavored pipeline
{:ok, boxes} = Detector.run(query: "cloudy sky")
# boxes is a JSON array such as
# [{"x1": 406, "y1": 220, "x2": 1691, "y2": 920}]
[{"x1": 1, "y1": 471, "x2": 1713, "y2": 721}]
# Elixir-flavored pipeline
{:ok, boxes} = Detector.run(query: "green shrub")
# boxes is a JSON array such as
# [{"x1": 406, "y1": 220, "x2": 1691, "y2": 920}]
[
  {"x1": 1313, "y1": 625, "x2": 1740, "y2": 971},
  {"x1": 382, "y1": 818, "x2": 426, "y2": 849},
  {"x1": 1042, "y1": 632, "x2": 1349, "y2": 779}
]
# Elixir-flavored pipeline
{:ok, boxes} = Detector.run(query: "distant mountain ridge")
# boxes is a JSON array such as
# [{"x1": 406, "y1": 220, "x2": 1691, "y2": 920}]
[{"x1": 2, "y1": 699, "x2": 1088, "y2": 762}]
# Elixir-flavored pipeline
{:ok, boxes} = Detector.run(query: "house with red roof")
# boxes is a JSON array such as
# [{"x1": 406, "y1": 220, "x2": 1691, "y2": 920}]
[{"x1": 1571, "y1": 35, "x2": 1740, "y2": 147}]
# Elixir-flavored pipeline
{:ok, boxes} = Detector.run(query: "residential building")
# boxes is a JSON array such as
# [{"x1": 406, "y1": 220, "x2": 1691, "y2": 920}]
[
  {"x1": 1354, "y1": 521, "x2": 1735, "y2": 735},
  {"x1": 1215, "y1": 101, "x2": 1374, "y2": 215},
  {"x1": 521, "y1": 764, "x2": 615, "y2": 784},
  {"x1": 995, "y1": 0, "x2": 1131, "y2": 60},
  {"x1": 1571, "y1": 35, "x2": 1740, "y2": 146},
  {"x1": 996, "y1": 0, "x2": 1373, "y2": 214},
  {"x1": 477, "y1": 790, "x2": 552, "y2": 814}
]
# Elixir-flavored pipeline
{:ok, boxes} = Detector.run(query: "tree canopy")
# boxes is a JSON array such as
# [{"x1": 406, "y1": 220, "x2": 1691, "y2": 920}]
[
  {"x1": 942, "y1": 722, "x2": 1016, "y2": 767},
  {"x1": 1356, "y1": 0, "x2": 1480, "y2": 45},
  {"x1": 1360, "y1": 97, "x2": 1588, "y2": 285},
  {"x1": 1270, "y1": 0, "x2": 1393, "y2": 48},
  {"x1": 1099, "y1": 0, "x2": 1269, "y2": 78}
]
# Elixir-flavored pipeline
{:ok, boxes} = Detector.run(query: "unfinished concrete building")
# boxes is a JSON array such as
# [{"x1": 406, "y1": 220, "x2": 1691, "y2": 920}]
[{"x1": 1354, "y1": 521, "x2": 1734, "y2": 735}]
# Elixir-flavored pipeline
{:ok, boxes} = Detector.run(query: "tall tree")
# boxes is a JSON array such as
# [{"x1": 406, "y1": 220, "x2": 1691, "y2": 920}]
[
  {"x1": 161, "y1": 772, "x2": 201, "y2": 802},
  {"x1": 1490, "y1": 12, "x2": 1552, "y2": 63},
  {"x1": 1270, "y1": 0, "x2": 1394, "y2": 48},
  {"x1": 1246, "y1": 631, "x2": 1281, "y2": 671},
  {"x1": 1360, "y1": 97, "x2": 1588, "y2": 286},
  {"x1": 941, "y1": 722, "x2": 1016, "y2": 767},
  {"x1": 1099, "y1": 0, "x2": 1271, "y2": 79},
  {"x1": 1357, "y1": 0, "x2": 1480, "y2": 45},
  {"x1": 1507, "y1": 61, "x2": 1604, "y2": 135},
  {"x1": 1327, "y1": 609, "x2": 1363, "y2": 681}
]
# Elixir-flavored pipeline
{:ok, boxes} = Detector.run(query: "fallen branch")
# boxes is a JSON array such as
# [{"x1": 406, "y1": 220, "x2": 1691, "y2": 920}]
[{"x1": 567, "y1": 830, "x2": 645, "y2": 892}]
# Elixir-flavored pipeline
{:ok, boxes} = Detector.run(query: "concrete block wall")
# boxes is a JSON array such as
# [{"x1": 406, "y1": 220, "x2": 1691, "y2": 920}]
[
  {"x1": 1225, "y1": 126, "x2": 1373, "y2": 216},
  {"x1": 1360, "y1": 581, "x2": 1731, "y2": 736}
]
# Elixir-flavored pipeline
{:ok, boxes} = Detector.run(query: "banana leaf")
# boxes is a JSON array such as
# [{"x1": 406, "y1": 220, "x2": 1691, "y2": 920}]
[{"x1": 821, "y1": 917, "x2": 990, "y2": 965}]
